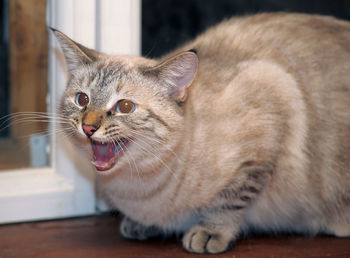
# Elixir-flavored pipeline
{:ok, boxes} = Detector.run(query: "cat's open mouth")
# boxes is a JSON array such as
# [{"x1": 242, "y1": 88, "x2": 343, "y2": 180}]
[{"x1": 90, "y1": 138, "x2": 129, "y2": 171}]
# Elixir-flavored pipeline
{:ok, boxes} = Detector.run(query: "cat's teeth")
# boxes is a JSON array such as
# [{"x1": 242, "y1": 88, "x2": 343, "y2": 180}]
[
  {"x1": 91, "y1": 158, "x2": 116, "y2": 171},
  {"x1": 89, "y1": 138, "x2": 131, "y2": 171}
]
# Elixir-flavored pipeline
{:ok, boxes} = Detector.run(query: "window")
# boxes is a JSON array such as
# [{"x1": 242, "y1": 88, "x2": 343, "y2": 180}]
[{"x1": 0, "y1": 0, "x2": 140, "y2": 224}]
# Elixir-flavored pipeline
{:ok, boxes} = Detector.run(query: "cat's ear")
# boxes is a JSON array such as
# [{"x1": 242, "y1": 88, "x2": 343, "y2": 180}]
[
  {"x1": 49, "y1": 27, "x2": 100, "y2": 72},
  {"x1": 151, "y1": 50, "x2": 198, "y2": 102}
]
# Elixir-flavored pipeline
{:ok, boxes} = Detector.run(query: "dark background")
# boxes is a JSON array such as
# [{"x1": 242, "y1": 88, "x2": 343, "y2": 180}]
[{"x1": 142, "y1": 0, "x2": 350, "y2": 58}]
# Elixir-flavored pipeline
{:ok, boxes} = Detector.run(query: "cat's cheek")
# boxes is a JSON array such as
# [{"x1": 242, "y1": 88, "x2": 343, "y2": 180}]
[{"x1": 59, "y1": 133, "x2": 94, "y2": 167}]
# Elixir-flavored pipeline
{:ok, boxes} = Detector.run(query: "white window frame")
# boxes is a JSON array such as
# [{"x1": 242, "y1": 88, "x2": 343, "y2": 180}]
[{"x1": 0, "y1": 0, "x2": 140, "y2": 224}]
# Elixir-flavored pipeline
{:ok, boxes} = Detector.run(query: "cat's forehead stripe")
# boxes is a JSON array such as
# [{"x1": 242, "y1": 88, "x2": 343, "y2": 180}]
[
  {"x1": 89, "y1": 61, "x2": 123, "y2": 89},
  {"x1": 116, "y1": 80, "x2": 124, "y2": 93}
]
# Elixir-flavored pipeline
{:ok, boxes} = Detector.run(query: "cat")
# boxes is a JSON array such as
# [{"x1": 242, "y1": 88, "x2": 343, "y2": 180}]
[{"x1": 52, "y1": 12, "x2": 350, "y2": 254}]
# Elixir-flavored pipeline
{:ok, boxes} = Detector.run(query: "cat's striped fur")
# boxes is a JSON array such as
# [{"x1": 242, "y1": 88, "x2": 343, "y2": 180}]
[{"x1": 53, "y1": 13, "x2": 350, "y2": 254}]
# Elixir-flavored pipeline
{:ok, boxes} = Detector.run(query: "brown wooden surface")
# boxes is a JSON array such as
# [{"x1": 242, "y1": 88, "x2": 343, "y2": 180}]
[
  {"x1": 1, "y1": 0, "x2": 48, "y2": 170},
  {"x1": 0, "y1": 138, "x2": 29, "y2": 170},
  {"x1": 9, "y1": 0, "x2": 48, "y2": 137},
  {"x1": 0, "y1": 215, "x2": 350, "y2": 258}
]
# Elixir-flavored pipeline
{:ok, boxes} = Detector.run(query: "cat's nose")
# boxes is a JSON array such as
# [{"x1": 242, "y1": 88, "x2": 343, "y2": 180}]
[{"x1": 82, "y1": 123, "x2": 99, "y2": 137}]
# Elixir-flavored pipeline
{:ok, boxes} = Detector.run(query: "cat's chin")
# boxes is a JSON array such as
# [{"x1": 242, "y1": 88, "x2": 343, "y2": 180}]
[{"x1": 89, "y1": 138, "x2": 130, "y2": 172}]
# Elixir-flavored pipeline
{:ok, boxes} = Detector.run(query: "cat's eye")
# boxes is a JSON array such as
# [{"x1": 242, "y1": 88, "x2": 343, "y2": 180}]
[
  {"x1": 116, "y1": 99, "x2": 136, "y2": 114},
  {"x1": 75, "y1": 92, "x2": 89, "y2": 107}
]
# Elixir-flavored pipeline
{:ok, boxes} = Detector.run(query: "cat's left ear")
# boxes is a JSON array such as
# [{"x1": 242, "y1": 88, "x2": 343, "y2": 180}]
[
  {"x1": 151, "y1": 50, "x2": 198, "y2": 102},
  {"x1": 49, "y1": 27, "x2": 101, "y2": 72}
]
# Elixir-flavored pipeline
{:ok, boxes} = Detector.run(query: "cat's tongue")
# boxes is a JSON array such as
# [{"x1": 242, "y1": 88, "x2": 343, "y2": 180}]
[{"x1": 91, "y1": 140, "x2": 119, "y2": 171}]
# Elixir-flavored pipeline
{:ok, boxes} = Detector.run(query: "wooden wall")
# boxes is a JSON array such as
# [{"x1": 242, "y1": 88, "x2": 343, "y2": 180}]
[{"x1": 0, "y1": 0, "x2": 47, "y2": 169}]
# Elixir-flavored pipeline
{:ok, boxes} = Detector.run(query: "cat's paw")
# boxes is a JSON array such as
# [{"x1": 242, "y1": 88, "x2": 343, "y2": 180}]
[
  {"x1": 120, "y1": 216, "x2": 162, "y2": 240},
  {"x1": 182, "y1": 225, "x2": 234, "y2": 254},
  {"x1": 328, "y1": 222, "x2": 350, "y2": 237}
]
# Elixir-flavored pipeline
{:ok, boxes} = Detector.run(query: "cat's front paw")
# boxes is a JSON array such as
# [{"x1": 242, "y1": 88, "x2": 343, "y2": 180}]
[
  {"x1": 120, "y1": 216, "x2": 162, "y2": 240},
  {"x1": 182, "y1": 225, "x2": 234, "y2": 254}
]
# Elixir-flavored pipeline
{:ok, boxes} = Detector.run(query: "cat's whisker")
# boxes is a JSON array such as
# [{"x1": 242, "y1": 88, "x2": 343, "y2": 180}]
[
  {"x1": 126, "y1": 130, "x2": 183, "y2": 176},
  {"x1": 0, "y1": 119, "x2": 75, "y2": 135},
  {"x1": 126, "y1": 136, "x2": 180, "y2": 184},
  {"x1": 0, "y1": 112, "x2": 77, "y2": 142},
  {"x1": 14, "y1": 125, "x2": 77, "y2": 141},
  {"x1": 0, "y1": 111, "x2": 72, "y2": 119},
  {"x1": 125, "y1": 150, "x2": 144, "y2": 192},
  {"x1": 43, "y1": 127, "x2": 77, "y2": 137},
  {"x1": 2, "y1": 113, "x2": 74, "y2": 123},
  {"x1": 0, "y1": 111, "x2": 65, "y2": 117},
  {"x1": 0, "y1": 112, "x2": 70, "y2": 123},
  {"x1": 0, "y1": 113, "x2": 74, "y2": 131},
  {"x1": 120, "y1": 137, "x2": 152, "y2": 188},
  {"x1": 128, "y1": 129, "x2": 181, "y2": 161},
  {"x1": 121, "y1": 139, "x2": 147, "y2": 194},
  {"x1": 108, "y1": 136, "x2": 135, "y2": 184}
]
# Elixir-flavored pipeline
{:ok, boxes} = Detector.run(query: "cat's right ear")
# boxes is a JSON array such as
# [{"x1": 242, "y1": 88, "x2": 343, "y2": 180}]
[
  {"x1": 49, "y1": 27, "x2": 100, "y2": 72},
  {"x1": 145, "y1": 50, "x2": 198, "y2": 102}
]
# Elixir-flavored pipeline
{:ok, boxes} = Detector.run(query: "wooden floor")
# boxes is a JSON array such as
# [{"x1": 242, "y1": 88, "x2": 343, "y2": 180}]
[{"x1": 1, "y1": 214, "x2": 350, "y2": 258}]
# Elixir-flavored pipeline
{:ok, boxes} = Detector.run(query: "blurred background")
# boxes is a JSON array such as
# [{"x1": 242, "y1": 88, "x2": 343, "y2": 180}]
[
  {"x1": 1, "y1": 0, "x2": 350, "y2": 170},
  {"x1": 0, "y1": 0, "x2": 47, "y2": 169},
  {"x1": 142, "y1": 0, "x2": 350, "y2": 57}
]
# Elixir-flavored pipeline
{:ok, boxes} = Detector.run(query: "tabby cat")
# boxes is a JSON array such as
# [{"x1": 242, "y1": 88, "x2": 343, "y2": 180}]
[{"x1": 52, "y1": 13, "x2": 350, "y2": 254}]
